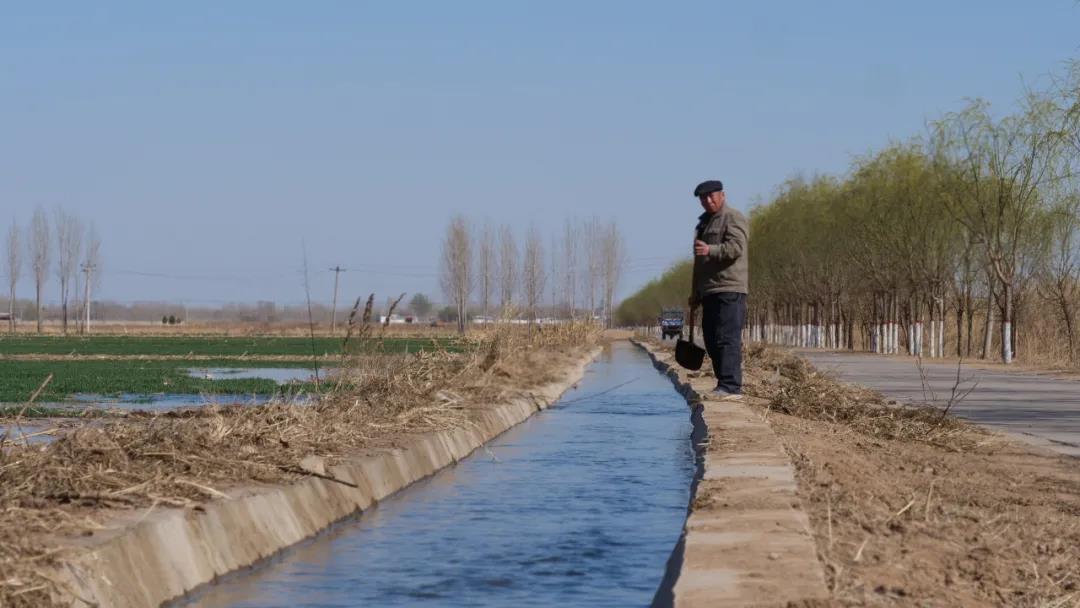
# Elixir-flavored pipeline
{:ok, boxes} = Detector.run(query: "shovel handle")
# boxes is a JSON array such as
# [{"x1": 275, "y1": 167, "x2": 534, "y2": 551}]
[{"x1": 687, "y1": 304, "x2": 696, "y2": 342}]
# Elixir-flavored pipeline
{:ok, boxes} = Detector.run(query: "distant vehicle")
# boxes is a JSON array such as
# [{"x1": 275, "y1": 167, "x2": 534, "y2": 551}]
[{"x1": 659, "y1": 309, "x2": 684, "y2": 340}]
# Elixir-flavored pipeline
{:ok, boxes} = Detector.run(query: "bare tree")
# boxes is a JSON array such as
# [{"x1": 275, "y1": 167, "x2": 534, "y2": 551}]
[
  {"x1": 584, "y1": 217, "x2": 603, "y2": 319},
  {"x1": 562, "y1": 219, "x2": 580, "y2": 319},
  {"x1": 439, "y1": 215, "x2": 472, "y2": 334},
  {"x1": 54, "y1": 207, "x2": 84, "y2": 335},
  {"x1": 498, "y1": 224, "x2": 517, "y2": 314},
  {"x1": 477, "y1": 221, "x2": 495, "y2": 321},
  {"x1": 600, "y1": 220, "x2": 626, "y2": 328},
  {"x1": 549, "y1": 234, "x2": 561, "y2": 313},
  {"x1": 5, "y1": 219, "x2": 20, "y2": 332},
  {"x1": 29, "y1": 208, "x2": 50, "y2": 334},
  {"x1": 522, "y1": 224, "x2": 546, "y2": 327}
]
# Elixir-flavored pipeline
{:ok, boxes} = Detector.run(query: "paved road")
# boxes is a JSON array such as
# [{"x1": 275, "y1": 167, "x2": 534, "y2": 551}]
[{"x1": 798, "y1": 351, "x2": 1080, "y2": 458}]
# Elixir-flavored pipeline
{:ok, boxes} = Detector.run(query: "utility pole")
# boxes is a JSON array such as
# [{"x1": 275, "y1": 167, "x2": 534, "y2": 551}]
[
  {"x1": 329, "y1": 266, "x2": 346, "y2": 333},
  {"x1": 81, "y1": 262, "x2": 96, "y2": 334}
]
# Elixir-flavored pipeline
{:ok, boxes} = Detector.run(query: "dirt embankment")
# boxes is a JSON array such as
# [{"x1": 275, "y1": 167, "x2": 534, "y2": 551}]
[{"x1": 740, "y1": 345, "x2": 1080, "y2": 607}]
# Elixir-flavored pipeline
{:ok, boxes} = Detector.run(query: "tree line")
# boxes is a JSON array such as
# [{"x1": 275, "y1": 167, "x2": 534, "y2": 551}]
[
  {"x1": 619, "y1": 61, "x2": 1080, "y2": 366},
  {"x1": 614, "y1": 260, "x2": 692, "y2": 327},
  {"x1": 5, "y1": 206, "x2": 103, "y2": 334},
  {"x1": 439, "y1": 215, "x2": 625, "y2": 333},
  {"x1": 750, "y1": 63, "x2": 1080, "y2": 365}
]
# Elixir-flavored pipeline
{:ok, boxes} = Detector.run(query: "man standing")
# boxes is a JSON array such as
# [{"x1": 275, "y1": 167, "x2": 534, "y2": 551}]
[{"x1": 689, "y1": 180, "x2": 749, "y2": 400}]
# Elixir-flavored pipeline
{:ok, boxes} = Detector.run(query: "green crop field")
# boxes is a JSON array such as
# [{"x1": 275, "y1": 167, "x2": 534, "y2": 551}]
[
  {"x1": 0, "y1": 335, "x2": 460, "y2": 357},
  {"x1": 0, "y1": 359, "x2": 321, "y2": 406}
]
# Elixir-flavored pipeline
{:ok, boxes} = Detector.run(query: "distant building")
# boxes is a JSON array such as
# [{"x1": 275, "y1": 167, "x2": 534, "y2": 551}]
[{"x1": 0, "y1": 312, "x2": 12, "y2": 321}]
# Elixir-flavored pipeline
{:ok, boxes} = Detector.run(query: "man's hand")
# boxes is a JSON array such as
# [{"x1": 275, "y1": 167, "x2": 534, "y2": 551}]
[{"x1": 694, "y1": 240, "x2": 710, "y2": 257}]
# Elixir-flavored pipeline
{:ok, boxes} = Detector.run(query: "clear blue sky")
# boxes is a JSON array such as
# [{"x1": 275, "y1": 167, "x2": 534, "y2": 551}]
[{"x1": 2, "y1": 1, "x2": 1078, "y2": 307}]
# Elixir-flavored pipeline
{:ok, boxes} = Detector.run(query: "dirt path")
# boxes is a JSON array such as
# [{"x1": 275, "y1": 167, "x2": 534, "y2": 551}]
[{"x1": 799, "y1": 350, "x2": 1080, "y2": 457}]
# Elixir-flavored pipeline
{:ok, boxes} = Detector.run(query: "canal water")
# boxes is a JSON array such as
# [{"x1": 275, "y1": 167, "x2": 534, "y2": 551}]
[{"x1": 181, "y1": 341, "x2": 694, "y2": 608}]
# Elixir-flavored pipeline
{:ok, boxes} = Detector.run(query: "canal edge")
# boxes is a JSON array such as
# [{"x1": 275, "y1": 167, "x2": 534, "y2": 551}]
[
  {"x1": 50, "y1": 346, "x2": 603, "y2": 608},
  {"x1": 631, "y1": 338, "x2": 831, "y2": 608}
]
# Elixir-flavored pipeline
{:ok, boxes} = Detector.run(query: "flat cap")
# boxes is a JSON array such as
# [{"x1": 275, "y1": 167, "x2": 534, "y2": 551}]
[{"x1": 693, "y1": 180, "x2": 724, "y2": 197}]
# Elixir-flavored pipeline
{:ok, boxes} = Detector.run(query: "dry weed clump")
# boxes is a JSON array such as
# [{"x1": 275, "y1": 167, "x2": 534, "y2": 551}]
[
  {"x1": 742, "y1": 343, "x2": 983, "y2": 450},
  {"x1": 0, "y1": 317, "x2": 601, "y2": 608}
]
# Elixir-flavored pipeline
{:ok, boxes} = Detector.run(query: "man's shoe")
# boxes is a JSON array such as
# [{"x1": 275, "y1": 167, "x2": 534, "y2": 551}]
[{"x1": 710, "y1": 388, "x2": 744, "y2": 402}]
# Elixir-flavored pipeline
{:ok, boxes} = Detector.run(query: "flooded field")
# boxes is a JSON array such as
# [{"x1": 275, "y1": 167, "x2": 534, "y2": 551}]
[
  {"x1": 184, "y1": 367, "x2": 323, "y2": 383},
  {"x1": 0, "y1": 333, "x2": 443, "y2": 409}
]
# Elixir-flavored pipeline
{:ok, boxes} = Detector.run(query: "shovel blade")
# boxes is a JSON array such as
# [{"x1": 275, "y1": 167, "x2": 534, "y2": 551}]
[{"x1": 675, "y1": 339, "x2": 705, "y2": 371}]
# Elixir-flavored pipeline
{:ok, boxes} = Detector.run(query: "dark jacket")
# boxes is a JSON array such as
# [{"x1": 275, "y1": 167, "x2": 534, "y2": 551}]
[{"x1": 693, "y1": 205, "x2": 749, "y2": 297}]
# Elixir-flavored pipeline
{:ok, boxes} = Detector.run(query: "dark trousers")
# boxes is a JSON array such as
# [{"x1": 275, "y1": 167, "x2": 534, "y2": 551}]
[{"x1": 701, "y1": 292, "x2": 746, "y2": 393}]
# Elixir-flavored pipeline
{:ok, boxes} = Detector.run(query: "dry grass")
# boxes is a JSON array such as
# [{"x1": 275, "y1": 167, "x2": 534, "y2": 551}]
[
  {"x1": 0, "y1": 319, "x2": 601, "y2": 607},
  {"x1": 742, "y1": 343, "x2": 983, "y2": 450}
]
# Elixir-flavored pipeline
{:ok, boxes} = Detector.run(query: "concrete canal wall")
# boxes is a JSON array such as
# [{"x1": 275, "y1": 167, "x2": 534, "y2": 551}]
[
  {"x1": 633, "y1": 339, "x2": 830, "y2": 608},
  {"x1": 53, "y1": 347, "x2": 601, "y2": 608}
]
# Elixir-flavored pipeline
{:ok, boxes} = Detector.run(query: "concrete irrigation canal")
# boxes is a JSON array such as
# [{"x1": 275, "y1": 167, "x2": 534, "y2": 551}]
[{"x1": 178, "y1": 342, "x2": 696, "y2": 607}]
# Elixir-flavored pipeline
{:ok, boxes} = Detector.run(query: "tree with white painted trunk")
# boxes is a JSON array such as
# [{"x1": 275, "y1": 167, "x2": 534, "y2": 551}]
[
  {"x1": 934, "y1": 97, "x2": 1062, "y2": 364},
  {"x1": 81, "y1": 224, "x2": 102, "y2": 334}
]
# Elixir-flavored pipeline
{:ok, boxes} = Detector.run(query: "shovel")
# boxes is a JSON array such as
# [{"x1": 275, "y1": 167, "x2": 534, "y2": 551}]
[{"x1": 675, "y1": 305, "x2": 706, "y2": 371}]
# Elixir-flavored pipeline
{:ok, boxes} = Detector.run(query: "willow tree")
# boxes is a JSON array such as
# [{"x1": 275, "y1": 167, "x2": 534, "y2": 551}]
[
  {"x1": 934, "y1": 97, "x2": 1063, "y2": 363},
  {"x1": 748, "y1": 175, "x2": 856, "y2": 348}
]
